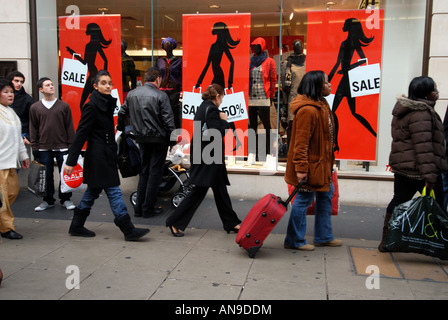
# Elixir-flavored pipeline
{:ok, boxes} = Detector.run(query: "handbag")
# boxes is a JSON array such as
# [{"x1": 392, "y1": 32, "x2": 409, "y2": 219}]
[
  {"x1": 117, "y1": 130, "x2": 142, "y2": 178},
  {"x1": 27, "y1": 161, "x2": 46, "y2": 196},
  {"x1": 384, "y1": 188, "x2": 448, "y2": 260},
  {"x1": 60, "y1": 155, "x2": 85, "y2": 193},
  {"x1": 348, "y1": 59, "x2": 381, "y2": 98},
  {"x1": 61, "y1": 54, "x2": 88, "y2": 89}
]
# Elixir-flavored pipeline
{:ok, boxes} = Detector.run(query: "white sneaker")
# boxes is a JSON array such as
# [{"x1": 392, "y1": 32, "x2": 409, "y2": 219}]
[
  {"x1": 63, "y1": 200, "x2": 76, "y2": 210},
  {"x1": 34, "y1": 201, "x2": 54, "y2": 212}
]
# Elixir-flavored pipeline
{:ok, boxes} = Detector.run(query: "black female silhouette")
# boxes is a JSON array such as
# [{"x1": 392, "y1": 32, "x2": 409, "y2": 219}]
[
  {"x1": 195, "y1": 22, "x2": 240, "y2": 90},
  {"x1": 67, "y1": 23, "x2": 111, "y2": 110},
  {"x1": 195, "y1": 22, "x2": 242, "y2": 151},
  {"x1": 328, "y1": 18, "x2": 376, "y2": 152}
]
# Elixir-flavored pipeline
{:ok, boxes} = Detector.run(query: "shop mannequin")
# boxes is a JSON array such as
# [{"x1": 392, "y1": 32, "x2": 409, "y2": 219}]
[
  {"x1": 248, "y1": 37, "x2": 277, "y2": 164},
  {"x1": 121, "y1": 39, "x2": 137, "y2": 99},
  {"x1": 281, "y1": 39, "x2": 306, "y2": 149},
  {"x1": 156, "y1": 37, "x2": 182, "y2": 128}
]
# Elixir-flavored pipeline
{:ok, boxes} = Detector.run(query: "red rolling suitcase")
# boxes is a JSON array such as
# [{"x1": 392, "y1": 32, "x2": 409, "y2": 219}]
[{"x1": 236, "y1": 182, "x2": 302, "y2": 258}]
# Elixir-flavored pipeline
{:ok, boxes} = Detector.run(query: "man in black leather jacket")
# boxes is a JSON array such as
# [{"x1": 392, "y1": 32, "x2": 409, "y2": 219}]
[{"x1": 117, "y1": 68, "x2": 176, "y2": 217}]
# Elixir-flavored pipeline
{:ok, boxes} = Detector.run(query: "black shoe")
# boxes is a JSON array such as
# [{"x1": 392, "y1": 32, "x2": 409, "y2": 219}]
[
  {"x1": 1, "y1": 231, "x2": 23, "y2": 239},
  {"x1": 134, "y1": 211, "x2": 142, "y2": 218},
  {"x1": 143, "y1": 206, "x2": 163, "y2": 218},
  {"x1": 168, "y1": 225, "x2": 184, "y2": 237}
]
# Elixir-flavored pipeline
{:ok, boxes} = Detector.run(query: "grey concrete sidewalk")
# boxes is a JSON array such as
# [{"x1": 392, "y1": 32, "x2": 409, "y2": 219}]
[{"x1": 0, "y1": 190, "x2": 447, "y2": 301}]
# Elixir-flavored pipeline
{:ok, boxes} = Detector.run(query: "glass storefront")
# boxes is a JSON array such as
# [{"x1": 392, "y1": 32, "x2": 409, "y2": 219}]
[{"x1": 34, "y1": 0, "x2": 428, "y2": 176}]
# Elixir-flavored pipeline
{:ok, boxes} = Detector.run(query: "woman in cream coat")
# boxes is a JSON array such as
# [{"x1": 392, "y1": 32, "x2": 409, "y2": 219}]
[{"x1": 0, "y1": 78, "x2": 30, "y2": 239}]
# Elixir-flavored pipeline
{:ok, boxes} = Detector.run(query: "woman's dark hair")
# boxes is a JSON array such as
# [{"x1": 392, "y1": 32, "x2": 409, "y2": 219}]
[
  {"x1": 212, "y1": 22, "x2": 240, "y2": 49},
  {"x1": 86, "y1": 23, "x2": 112, "y2": 48},
  {"x1": 344, "y1": 18, "x2": 374, "y2": 47},
  {"x1": 94, "y1": 70, "x2": 111, "y2": 84},
  {"x1": 297, "y1": 70, "x2": 326, "y2": 101},
  {"x1": 408, "y1": 76, "x2": 436, "y2": 100},
  {"x1": 0, "y1": 77, "x2": 14, "y2": 92},
  {"x1": 202, "y1": 83, "x2": 224, "y2": 101}
]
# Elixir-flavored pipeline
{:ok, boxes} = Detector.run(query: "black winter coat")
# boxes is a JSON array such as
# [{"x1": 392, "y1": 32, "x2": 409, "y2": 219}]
[
  {"x1": 189, "y1": 100, "x2": 231, "y2": 187},
  {"x1": 66, "y1": 90, "x2": 120, "y2": 188},
  {"x1": 11, "y1": 87, "x2": 34, "y2": 140}
]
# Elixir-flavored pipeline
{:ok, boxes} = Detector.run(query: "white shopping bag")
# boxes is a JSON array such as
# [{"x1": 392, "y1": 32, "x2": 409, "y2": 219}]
[
  {"x1": 61, "y1": 54, "x2": 88, "y2": 89},
  {"x1": 61, "y1": 155, "x2": 85, "y2": 193},
  {"x1": 182, "y1": 87, "x2": 203, "y2": 120},
  {"x1": 348, "y1": 59, "x2": 381, "y2": 98},
  {"x1": 220, "y1": 88, "x2": 248, "y2": 123}
]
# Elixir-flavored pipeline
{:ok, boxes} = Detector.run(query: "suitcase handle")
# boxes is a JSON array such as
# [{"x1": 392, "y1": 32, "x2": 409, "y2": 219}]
[{"x1": 280, "y1": 180, "x2": 306, "y2": 208}]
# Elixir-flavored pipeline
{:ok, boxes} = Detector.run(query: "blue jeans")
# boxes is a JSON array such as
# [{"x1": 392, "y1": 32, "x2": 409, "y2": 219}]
[
  {"x1": 78, "y1": 186, "x2": 127, "y2": 218},
  {"x1": 39, "y1": 150, "x2": 71, "y2": 205},
  {"x1": 284, "y1": 183, "x2": 335, "y2": 248}
]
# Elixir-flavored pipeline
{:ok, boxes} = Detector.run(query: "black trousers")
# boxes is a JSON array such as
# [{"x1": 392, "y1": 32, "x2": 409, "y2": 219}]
[
  {"x1": 136, "y1": 143, "x2": 168, "y2": 215},
  {"x1": 248, "y1": 106, "x2": 271, "y2": 159},
  {"x1": 166, "y1": 183, "x2": 241, "y2": 231},
  {"x1": 386, "y1": 174, "x2": 446, "y2": 214}
]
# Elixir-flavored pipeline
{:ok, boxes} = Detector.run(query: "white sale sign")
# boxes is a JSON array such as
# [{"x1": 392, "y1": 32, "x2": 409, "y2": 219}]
[
  {"x1": 61, "y1": 54, "x2": 88, "y2": 89},
  {"x1": 348, "y1": 60, "x2": 381, "y2": 98}
]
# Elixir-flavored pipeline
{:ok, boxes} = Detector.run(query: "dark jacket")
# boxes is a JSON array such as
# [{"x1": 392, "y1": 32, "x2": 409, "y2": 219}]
[
  {"x1": 117, "y1": 83, "x2": 175, "y2": 145},
  {"x1": 284, "y1": 94, "x2": 335, "y2": 192},
  {"x1": 189, "y1": 100, "x2": 231, "y2": 187},
  {"x1": 11, "y1": 87, "x2": 34, "y2": 140},
  {"x1": 66, "y1": 90, "x2": 120, "y2": 188},
  {"x1": 389, "y1": 96, "x2": 448, "y2": 184}
]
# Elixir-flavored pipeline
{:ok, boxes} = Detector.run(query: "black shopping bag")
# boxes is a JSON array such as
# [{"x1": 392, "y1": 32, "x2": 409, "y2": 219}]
[
  {"x1": 117, "y1": 130, "x2": 141, "y2": 178},
  {"x1": 384, "y1": 188, "x2": 448, "y2": 260},
  {"x1": 27, "y1": 161, "x2": 46, "y2": 196}
]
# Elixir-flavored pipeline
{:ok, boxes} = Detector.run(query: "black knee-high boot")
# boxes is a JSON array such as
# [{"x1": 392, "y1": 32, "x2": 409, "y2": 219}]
[
  {"x1": 114, "y1": 214, "x2": 150, "y2": 241},
  {"x1": 69, "y1": 207, "x2": 95, "y2": 237}
]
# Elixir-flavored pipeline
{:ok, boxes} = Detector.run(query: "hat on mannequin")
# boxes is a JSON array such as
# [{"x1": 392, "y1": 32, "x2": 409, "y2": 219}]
[{"x1": 162, "y1": 37, "x2": 177, "y2": 49}]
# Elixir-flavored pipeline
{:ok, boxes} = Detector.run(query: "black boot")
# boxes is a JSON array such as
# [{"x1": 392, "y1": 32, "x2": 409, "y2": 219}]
[
  {"x1": 114, "y1": 214, "x2": 149, "y2": 241},
  {"x1": 69, "y1": 207, "x2": 95, "y2": 237},
  {"x1": 378, "y1": 212, "x2": 392, "y2": 252}
]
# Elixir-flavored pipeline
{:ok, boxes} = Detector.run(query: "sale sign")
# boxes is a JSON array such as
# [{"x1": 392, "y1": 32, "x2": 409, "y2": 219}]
[
  {"x1": 306, "y1": 9, "x2": 384, "y2": 161},
  {"x1": 59, "y1": 15, "x2": 123, "y2": 130},
  {"x1": 182, "y1": 13, "x2": 251, "y2": 156}
]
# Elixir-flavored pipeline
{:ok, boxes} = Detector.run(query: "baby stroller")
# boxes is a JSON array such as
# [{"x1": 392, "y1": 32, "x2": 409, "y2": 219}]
[{"x1": 129, "y1": 143, "x2": 194, "y2": 208}]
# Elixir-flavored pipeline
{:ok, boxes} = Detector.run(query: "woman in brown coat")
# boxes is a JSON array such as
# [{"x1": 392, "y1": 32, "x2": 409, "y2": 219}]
[
  {"x1": 378, "y1": 76, "x2": 448, "y2": 252},
  {"x1": 284, "y1": 71, "x2": 341, "y2": 251}
]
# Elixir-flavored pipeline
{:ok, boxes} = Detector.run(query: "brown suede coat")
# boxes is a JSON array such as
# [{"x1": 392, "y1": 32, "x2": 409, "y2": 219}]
[
  {"x1": 389, "y1": 96, "x2": 448, "y2": 184},
  {"x1": 285, "y1": 94, "x2": 335, "y2": 191}
]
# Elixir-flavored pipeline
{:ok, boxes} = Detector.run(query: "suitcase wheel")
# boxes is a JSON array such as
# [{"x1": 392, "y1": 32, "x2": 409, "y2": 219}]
[{"x1": 248, "y1": 246, "x2": 261, "y2": 259}]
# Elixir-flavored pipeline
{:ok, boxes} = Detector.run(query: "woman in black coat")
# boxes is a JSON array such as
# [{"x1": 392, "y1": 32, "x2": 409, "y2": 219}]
[
  {"x1": 64, "y1": 70, "x2": 149, "y2": 241},
  {"x1": 166, "y1": 84, "x2": 241, "y2": 236}
]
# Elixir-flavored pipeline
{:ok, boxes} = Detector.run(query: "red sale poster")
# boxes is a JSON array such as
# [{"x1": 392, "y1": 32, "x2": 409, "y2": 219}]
[
  {"x1": 182, "y1": 13, "x2": 251, "y2": 156},
  {"x1": 59, "y1": 15, "x2": 123, "y2": 130},
  {"x1": 306, "y1": 10, "x2": 384, "y2": 161}
]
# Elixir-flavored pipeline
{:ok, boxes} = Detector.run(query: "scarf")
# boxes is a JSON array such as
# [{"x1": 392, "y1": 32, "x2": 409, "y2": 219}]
[{"x1": 250, "y1": 51, "x2": 268, "y2": 70}]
